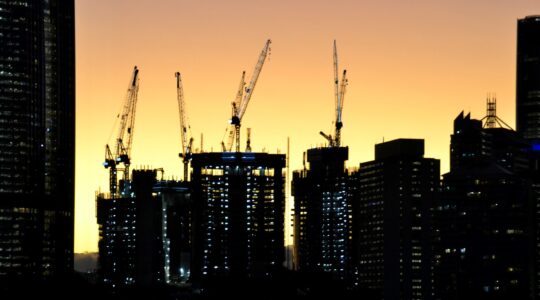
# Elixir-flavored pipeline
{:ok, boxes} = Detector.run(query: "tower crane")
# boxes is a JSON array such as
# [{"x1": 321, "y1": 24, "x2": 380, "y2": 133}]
[
  {"x1": 103, "y1": 66, "x2": 140, "y2": 196},
  {"x1": 222, "y1": 39, "x2": 271, "y2": 152},
  {"x1": 176, "y1": 72, "x2": 193, "y2": 181},
  {"x1": 222, "y1": 71, "x2": 245, "y2": 152},
  {"x1": 320, "y1": 40, "x2": 348, "y2": 147}
]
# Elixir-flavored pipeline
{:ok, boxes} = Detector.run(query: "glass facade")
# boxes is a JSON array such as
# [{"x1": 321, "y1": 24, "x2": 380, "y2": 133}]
[
  {"x1": 0, "y1": 0, "x2": 75, "y2": 279},
  {"x1": 516, "y1": 16, "x2": 540, "y2": 141}
]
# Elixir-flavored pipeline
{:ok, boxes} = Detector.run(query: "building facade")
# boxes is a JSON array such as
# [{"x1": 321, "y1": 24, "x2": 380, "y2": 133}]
[
  {"x1": 190, "y1": 152, "x2": 285, "y2": 282},
  {"x1": 155, "y1": 180, "x2": 192, "y2": 284},
  {"x1": 356, "y1": 139, "x2": 439, "y2": 300},
  {"x1": 97, "y1": 169, "x2": 191, "y2": 288},
  {"x1": 516, "y1": 16, "x2": 540, "y2": 142},
  {"x1": 0, "y1": 0, "x2": 75, "y2": 279},
  {"x1": 292, "y1": 147, "x2": 351, "y2": 280}
]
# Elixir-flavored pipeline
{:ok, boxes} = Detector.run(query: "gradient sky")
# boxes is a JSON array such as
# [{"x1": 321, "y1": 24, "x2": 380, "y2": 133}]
[{"x1": 75, "y1": 0, "x2": 540, "y2": 253}]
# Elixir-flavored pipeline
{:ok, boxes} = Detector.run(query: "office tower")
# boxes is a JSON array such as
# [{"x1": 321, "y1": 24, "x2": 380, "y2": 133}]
[
  {"x1": 97, "y1": 169, "x2": 190, "y2": 287},
  {"x1": 436, "y1": 110, "x2": 534, "y2": 299},
  {"x1": 190, "y1": 152, "x2": 285, "y2": 281},
  {"x1": 516, "y1": 16, "x2": 540, "y2": 142},
  {"x1": 292, "y1": 147, "x2": 351, "y2": 280},
  {"x1": 451, "y1": 110, "x2": 529, "y2": 172},
  {"x1": 357, "y1": 139, "x2": 439, "y2": 300},
  {"x1": 515, "y1": 17, "x2": 540, "y2": 298},
  {"x1": 0, "y1": 1, "x2": 75, "y2": 279}
]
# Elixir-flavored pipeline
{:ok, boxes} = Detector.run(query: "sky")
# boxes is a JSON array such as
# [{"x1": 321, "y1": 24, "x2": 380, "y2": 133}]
[{"x1": 75, "y1": 0, "x2": 540, "y2": 253}]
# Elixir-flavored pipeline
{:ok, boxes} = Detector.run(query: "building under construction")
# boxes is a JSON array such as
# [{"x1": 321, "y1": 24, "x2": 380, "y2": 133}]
[
  {"x1": 190, "y1": 152, "x2": 285, "y2": 282},
  {"x1": 96, "y1": 169, "x2": 192, "y2": 288},
  {"x1": 293, "y1": 147, "x2": 351, "y2": 279},
  {"x1": 292, "y1": 40, "x2": 352, "y2": 280}
]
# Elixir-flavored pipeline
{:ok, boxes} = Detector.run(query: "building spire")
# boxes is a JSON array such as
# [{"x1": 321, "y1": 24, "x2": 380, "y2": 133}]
[{"x1": 481, "y1": 93, "x2": 513, "y2": 129}]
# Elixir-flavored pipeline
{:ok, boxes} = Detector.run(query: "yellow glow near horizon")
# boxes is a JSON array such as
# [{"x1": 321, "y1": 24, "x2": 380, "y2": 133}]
[{"x1": 74, "y1": 0, "x2": 540, "y2": 253}]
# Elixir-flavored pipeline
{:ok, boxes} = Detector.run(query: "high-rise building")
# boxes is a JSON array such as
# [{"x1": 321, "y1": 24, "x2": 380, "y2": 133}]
[
  {"x1": 516, "y1": 17, "x2": 540, "y2": 299},
  {"x1": 436, "y1": 111, "x2": 534, "y2": 299},
  {"x1": 97, "y1": 170, "x2": 163, "y2": 288},
  {"x1": 190, "y1": 152, "x2": 285, "y2": 282},
  {"x1": 356, "y1": 139, "x2": 439, "y2": 300},
  {"x1": 451, "y1": 111, "x2": 529, "y2": 172},
  {"x1": 292, "y1": 147, "x2": 351, "y2": 280},
  {"x1": 0, "y1": 1, "x2": 75, "y2": 279},
  {"x1": 516, "y1": 15, "x2": 540, "y2": 142},
  {"x1": 97, "y1": 169, "x2": 191, "y2": 288}
]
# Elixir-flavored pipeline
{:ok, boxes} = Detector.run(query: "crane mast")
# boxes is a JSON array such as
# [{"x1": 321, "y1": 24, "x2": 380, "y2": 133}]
[
  {"x1": 176, "y1": 72, "x2": 193, "y2": 181},
  {"x1": 335, "y1": 69, "x2": 347, "y2": 147},
  {"x1": 103, "y1": 66, "x2": 140, "y2": 196},
  {"x1": 224, "y1": 39, "x2": 271, "y2": 152},
  {"x1": 320, "y1": 40, "x2": 348, "y2": 147},
  {"x1": 223, "y1": 71, "x2": 246, "y2": 151}
]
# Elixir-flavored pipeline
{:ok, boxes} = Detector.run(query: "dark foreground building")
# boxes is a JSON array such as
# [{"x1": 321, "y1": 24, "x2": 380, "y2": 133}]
[
  {"x1": 0, "y1": 0, "x2": 75, "y2": 279},
  {"x1": 515, "y1": 16, "x2": 540, "y2": 299},
  {"x1": 292, "y1": 147, "x2": 351, "y2": 280},
  {"x1": 356, "y1": 139, "x2": 439, "y2": 300},
  {"x1": 190, "y1": 152, "x2": 285, "y2": 282},
  {"x1": 435, "y1": 111, "x2": 534, "y2": 299},
  {"x1": 517, "y1": 16, "x2": 540, "y2": 142}
]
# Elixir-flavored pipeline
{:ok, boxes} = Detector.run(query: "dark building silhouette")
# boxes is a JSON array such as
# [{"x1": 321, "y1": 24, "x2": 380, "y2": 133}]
[
  {"x1": 451, "y1": 110, "x2": 529, "y2": 172},
  {"x1": 356, "y1": 139, "x2": 439, "y2": 300},
  {"x1": 292, "y1": 147, "x2": 351, "y2": 280},
  {"x1": 517, "y1": 16, "x2": 540, "y2": 142},
  {"x1": 96, "y1": 169, "x2": 191, "y2": 288},
  {"x1": 0, "y1": 0, "x2": 75, "y2": 279},
  {"x1": 516, "y1": 17, "x2": 540, "y2": 298},
  {"x1": 190, "y1": 152, "x2": 285, "y2": 282},
  {"x1": 435, "y1": 110, "x2": 535, "y2": 299}
]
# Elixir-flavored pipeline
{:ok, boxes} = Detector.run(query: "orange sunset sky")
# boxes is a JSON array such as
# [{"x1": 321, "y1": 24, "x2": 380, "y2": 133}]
[{"x1": 75, "y1": 0, "x2": 540, "y2": 253}]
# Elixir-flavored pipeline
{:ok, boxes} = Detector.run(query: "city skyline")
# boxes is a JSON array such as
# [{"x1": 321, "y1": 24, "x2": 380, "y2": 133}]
[{"x1": 75, "y1": 0, "x2": 539, "y2": 252}]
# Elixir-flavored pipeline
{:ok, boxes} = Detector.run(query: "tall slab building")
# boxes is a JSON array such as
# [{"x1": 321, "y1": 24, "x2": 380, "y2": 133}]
[
  {"x1": 517, "y1": 16, "x2": 540, "y2": 142},
  {"x1": 515, "y1": 16, "x2": 540, "y2": 299},
  {"x1": 293, "y1": 147, "x2": 351, "y2": 280},
  {"x1": 356, "y1": 139, "x2": 439, "y2": 300},
  {"x1": 190, "y1": 152, "x2": 285, "y2": 282},
  {"x1": 0, "y1": 1, "x2": 75, "y2": 279}
]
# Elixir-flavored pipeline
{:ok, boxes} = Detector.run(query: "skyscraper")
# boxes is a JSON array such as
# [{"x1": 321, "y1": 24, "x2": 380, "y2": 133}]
[
  {"x1": 292, "y1": 147, "x2": 351, "y2": 280},
  {"x1": 356, "y1": 139, "x2": 439, "y2": 300},
  {"x1": 451, "y1": 110, "x2": 529, "y2": 172},
  {"x1": 0, "y1": 1, "x2": 75, "y2": 279},
  {"x1": 516, "y1": 17, "x2": 540, "y2": 298},
  {"x1": 190, "y1": 152, "x2": 285, "y2": 282},
  {"x1": 97, "y1": 169, "x2": 165, "y2": 288},
  {"x1": 97, "y1": 169, "x2": 191, "y2": 288},
  {"x1": 516, "y1": 15, "x2": 540, "y2": 142},
  {"x1": 436, "y1": 110, "x2": 534, "y2": 299}
]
